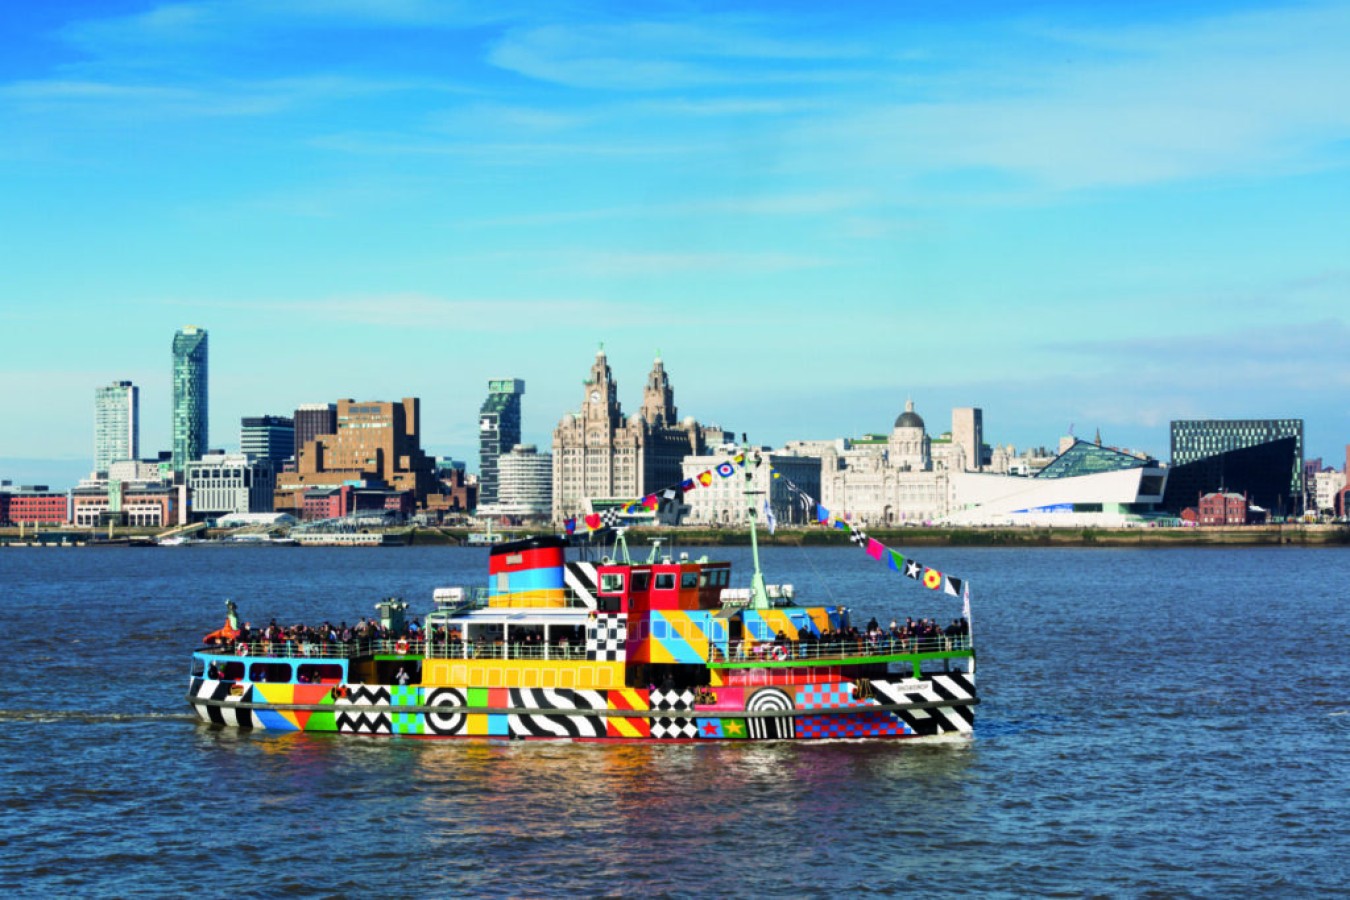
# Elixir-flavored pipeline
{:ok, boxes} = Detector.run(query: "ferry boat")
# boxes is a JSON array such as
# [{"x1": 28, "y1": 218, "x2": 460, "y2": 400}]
[{"x1": 188, "y1": 454, "x2": 977, "y2": 742}]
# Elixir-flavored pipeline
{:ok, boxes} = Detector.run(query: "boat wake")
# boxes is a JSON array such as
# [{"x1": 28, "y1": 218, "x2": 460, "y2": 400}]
[{"x1": 0, "y1": 708, "x2": 197, "y2": 724}]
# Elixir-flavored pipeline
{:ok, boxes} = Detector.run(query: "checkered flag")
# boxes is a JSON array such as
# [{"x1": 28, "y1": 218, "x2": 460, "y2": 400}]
[{"x1": 849, "y1": 527, "x2": 869, "y2": 546}]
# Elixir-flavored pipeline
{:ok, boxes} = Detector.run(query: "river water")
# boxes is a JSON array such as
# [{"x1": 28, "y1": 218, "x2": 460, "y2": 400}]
[{"x1": 0, "y1": 544, "x2": 1345, "y2": 897}]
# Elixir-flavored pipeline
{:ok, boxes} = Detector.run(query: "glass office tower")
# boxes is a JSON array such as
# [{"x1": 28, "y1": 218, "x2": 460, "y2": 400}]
[
  {"x1": 171, "y1": 325, "x2": 209, "y2": 478},
  {"x1": 478, "y1": 379, "x2": 525, "y2": 507},
  {"x1": 94, "y1": 380, "x2": 139, "y2": 473}
]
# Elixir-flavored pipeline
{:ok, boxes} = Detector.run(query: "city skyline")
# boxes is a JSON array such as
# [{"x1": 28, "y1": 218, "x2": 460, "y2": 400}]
[{"x1": 3, "y1": 1, "x2": 1348, "y2": 486}]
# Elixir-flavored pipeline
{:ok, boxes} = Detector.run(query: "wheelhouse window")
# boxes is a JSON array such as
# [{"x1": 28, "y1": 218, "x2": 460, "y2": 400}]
[
  {"x1": 600, "y1": 573, "x2": 625, "y2": 593},
  {"x1": 681, "y1": 572, "x2": 698, "y2": 589},
  {"x1": 631, "y1": 572, "x2": 651, "y2": 592},
  {"x1": 654, "y1": 573, "x2": 676, "y2": 590}
]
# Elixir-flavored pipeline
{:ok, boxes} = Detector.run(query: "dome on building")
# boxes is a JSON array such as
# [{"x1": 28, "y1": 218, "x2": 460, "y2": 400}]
[{"x1": 894, "y1": 399, "x2": 925, "y2": 430}]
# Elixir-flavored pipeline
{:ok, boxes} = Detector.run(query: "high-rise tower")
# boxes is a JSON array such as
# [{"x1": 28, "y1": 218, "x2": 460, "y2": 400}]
[
  {"x1": 94, "y1": 380, "x2": 139, "y2": 473},
  {"x1": 478, "y1": 379, "x2": 525, "y2": 508},
  {"x1": 171, "y1": 325, "x2": 208, "y2": 477}
]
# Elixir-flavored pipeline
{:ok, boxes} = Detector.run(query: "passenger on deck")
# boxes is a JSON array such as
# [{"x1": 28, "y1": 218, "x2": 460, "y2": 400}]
[
  {"x1": 207, "y1": 662, "x2": 222, "y2": 680},
  {"x1": 396, "y1": 667, "x2": 410, "y2": 686}
]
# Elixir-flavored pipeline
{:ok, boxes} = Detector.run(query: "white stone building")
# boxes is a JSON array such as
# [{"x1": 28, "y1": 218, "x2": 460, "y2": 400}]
[
  {"x1": 186, "y1": 452, "x2": 276, "y2": 521},
  {"x1": 680, "y1": 447, "x2": 822, "y2": 527}
]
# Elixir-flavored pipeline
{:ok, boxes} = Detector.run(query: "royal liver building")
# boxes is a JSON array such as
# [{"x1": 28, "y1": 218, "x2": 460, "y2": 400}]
[{"x1": 551, "y1": 350, "x2": 720, "y2": 522}]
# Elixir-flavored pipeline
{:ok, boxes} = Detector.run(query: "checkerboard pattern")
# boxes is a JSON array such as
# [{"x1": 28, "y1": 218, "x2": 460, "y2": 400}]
[
  {"x1": 796, "y1": 711, "x2": 911, "y2": 739},
  {"x1": 795, "y1": 683, "x2": 856, "y2": 710},
  {"x1": 586, "y1": 614, "x2": 627, "y2": 662}
]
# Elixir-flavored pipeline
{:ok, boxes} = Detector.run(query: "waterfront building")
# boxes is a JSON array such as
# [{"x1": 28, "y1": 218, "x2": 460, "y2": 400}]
[
  {"x1": 946, "y1": 440, "x2": 1169, "y2": 527},
  {"x1": 171, "y1": 326, "x2": 209, "y2": 478},
  {"x1": 0, "y1": 485, "x2": 69, "y2": 526},
  {"x1": 94, "y1": 380, "x2": 139, "y2": 473},
  {"x1": 71, "y1": 484, "x2": 176, "y2": 528},
  {"x1": 951, "y1": 407, "x2": 984, "y2": 472},
  {"x1": 818, "y1": 400, "x2": 948, "y2": 525},
  {"x1": 681, "y1": 447, "x2": 822, "y2": 527},
  {"x1": 1312, "y1": 469, "x2": 1346, "y2": 516},
  {"x1": 274, "y1": 398, "x2": 439, "y2": 513},
  {"x1": 240, "y1": 416, "x2": 295, "y2": 463},
  {"x1": 484, "y1": 444, "x2": 553, "y2": 521},
  {"x1": 478, "y1": 379, "x2": 524, "y2": 508},
  {"x1": 300, "y1": 485, "x2": 414, "y2": 521},
  {"x1": 1169, "y1": 419, "x2": 1304, "y2": 514},
  {"x1": 1197, "y1": 491, "x2": 1251, "y2": 526},
  {"x1": 186, "y1": 453, "x2": 277, "y2": 521},
  {"x1": 551, "y1": 350, "x2": 719, "y2": 521},
  {"x1": 293, "y1": 403, "x2": 337, "y2": 458}
]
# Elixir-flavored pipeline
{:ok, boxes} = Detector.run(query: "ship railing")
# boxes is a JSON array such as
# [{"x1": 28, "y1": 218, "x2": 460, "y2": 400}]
[
  {"x1": 717, "y1": 634, "x2": 972, "y2": 663},
  {"x1": 421, "y1": 641, "x2": 590, "y2": 661},
  {"x1": 199, "y1": 638, "x2": 431, "y2": 659}
]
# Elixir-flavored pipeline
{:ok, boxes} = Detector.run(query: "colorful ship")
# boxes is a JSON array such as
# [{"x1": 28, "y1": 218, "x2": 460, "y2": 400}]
[{"x1": 188, "y1": 454, "x2": 977, "y2": 742}]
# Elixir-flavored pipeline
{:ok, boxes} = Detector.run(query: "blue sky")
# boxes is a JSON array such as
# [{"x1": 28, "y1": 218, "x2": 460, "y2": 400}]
[{"x1": 3, "y1": 0, "x2": 1348, "y2": 487}]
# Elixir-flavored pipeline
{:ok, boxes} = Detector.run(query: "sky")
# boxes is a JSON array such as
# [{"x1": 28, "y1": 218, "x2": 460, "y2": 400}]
[{"x1": 2, "y1": 0, "x2": 1348, "y2": 488}]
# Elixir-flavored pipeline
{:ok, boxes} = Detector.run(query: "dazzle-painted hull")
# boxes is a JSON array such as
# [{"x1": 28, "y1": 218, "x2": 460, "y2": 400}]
[{"x1": 187, "y1": 673, "x2": 975, "y2": 741}]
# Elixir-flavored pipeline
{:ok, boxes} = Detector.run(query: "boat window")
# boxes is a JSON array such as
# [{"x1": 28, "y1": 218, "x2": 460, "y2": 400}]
[
  {"x1": 653, "y1": 620, "x2": 668, "y2": 639},
  {"x1": 191, "y1": 658, "x2": 205, "y2": 677},
  {"x1": 600, "y1": 573, "x2": 625, "y2": 593},
  {"x1": 631, "y1": 572, "x2": 650, "y2": 592},
  {"x1": 221, "y1": 661, "x2": 246, "y2": 680},
  {"x1": 654, "y1": 573, "x2": 676, "y2": 590},
  {"x1": 699, "y1": 572, "x2": 709, "y2": 587},
  {"x1": 681, "y1": 572, "x2": 698, "y2": 589},
  {"x1": 250, "y1": 662, "x2": 293, "y2": 683},
  {"x1": 297, "y1": 663, "x2": 343, "y2": 684}
]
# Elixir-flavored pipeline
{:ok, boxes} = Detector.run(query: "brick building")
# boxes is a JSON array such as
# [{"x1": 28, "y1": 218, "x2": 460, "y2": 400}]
[{"x1": 1197, "y1": 491, "x2": 1249, "y2": 526}]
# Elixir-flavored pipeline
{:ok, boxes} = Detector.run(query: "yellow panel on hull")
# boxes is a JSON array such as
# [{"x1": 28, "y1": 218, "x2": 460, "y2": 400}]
[{"x1": 423, "y1": 658, "x2": 625, "y2": 690}]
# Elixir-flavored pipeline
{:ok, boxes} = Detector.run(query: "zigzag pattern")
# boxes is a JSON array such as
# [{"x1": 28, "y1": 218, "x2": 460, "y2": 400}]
[
  {"x1": 337, "y1": 684, "x2": 392, "y2": 706},
  {"x1": 337, "y1": 711, "x2": 392, "y2": 735}
]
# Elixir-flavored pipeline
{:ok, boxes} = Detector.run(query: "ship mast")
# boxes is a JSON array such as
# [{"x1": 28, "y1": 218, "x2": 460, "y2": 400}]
[{"x1": 741, "y1": 437, "x2": 770, "y2": 610}]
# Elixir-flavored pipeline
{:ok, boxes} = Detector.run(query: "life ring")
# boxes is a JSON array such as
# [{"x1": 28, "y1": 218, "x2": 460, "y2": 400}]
[
  {"x1": 395, "y1": 638, "x2": 409, "y2": 656},
  {"x1": 236, "y1": 643, "x2": 249, "y2": 657},
  {"x1": 331, "y1": 684, "x2": 349, "y2": 700},
  {"x1": 772, "y1": 645, "x2": 788, "y2": 661}
]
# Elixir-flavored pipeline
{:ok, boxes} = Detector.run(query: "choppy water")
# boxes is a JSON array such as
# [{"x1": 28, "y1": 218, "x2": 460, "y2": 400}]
[{"x1": 1, "y1": 544, "x2": 1346, "y2": 897}]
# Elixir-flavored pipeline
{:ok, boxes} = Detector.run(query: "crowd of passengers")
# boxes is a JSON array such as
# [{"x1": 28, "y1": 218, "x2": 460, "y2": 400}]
[
  {"x1": 733, "y1": 616, "x2": 971, "y2": 658},
  {"x1": 208, "y1": 617, "x2": 588, "y2": 657}
]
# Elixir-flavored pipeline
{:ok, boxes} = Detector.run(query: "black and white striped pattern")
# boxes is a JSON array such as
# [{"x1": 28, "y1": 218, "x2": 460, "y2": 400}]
[
  {"x1": 508, "y1": 711, "x2": 604, "y2": 738},
  {"x1": 586, "y1": 614, "x2": 627, "y2": 661},
  {"x1": 189, "y1": 678, "x2": 254, "y2": 727},
  {"x1": 746, "y1": 687, "x2": 795, "y2": 740},
  {"x1": 425, "y1": 687, "x2": 467, "y2": 736},
  {"x1": 564, "y1": 562, "x2": 600, "y2": 609},
  {"x1": 870, "y1": 674, "x2": 976, "y2": 736},
  {"x1": 508, "y1": 688, "x2": 606, "y2": 711}
]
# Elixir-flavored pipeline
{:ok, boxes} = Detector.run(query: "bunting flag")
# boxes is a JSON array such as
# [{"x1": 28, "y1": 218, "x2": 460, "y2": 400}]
[
  {"x1": 698, "y1": 471, "x2": 714, "y2": 487},
  {"x1": 660, "y1": 488, "x2": 680, "y2": 501},
  {"x1": 564, "y1": 518, "x2": 577, "y2": 535},
  {"x1": 903, "y1": 559, "x2": 922, "y2": 580},
  {"x1": 832, "y1": 519, "x2": 848, "y2": 530},
  {"x1": 817, "y1": 504, "x2": 830, "y2": 523},
  {"x1": 642, "y1": 494, "x2": 660, "y2": 510},
  {"x1": 944, "y1": 575, "x2": 962, "y2": 597},
  {"x1": 849, "y1": 528, "x2": 868, "y2": 547},
  {"x1": 922, "y1": 568, "x2": 943, "y2": 590},
  {"x1": 733, "y1": 453, "x2": 745, "y2": 465},
  {"x1": 679, "y1": 478, "x2": 696, "y2": 492},
  {"x1": 887, "y1": 549, "x2": 904, "y2": 571},
  {"x1": 716, "y1": 462, "x2": 736, "y2": 478},
  {"x1": 584, "y1": 513, "x2": 602, "y2": 531},
  {"x1": 865, "y1": 538, "x2": 885, "y2": 561}
]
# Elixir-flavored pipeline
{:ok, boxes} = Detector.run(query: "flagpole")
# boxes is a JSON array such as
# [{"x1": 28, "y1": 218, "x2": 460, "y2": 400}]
[{"x1": 742, "y1": 439, "x2": 770, "y2": 610}]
